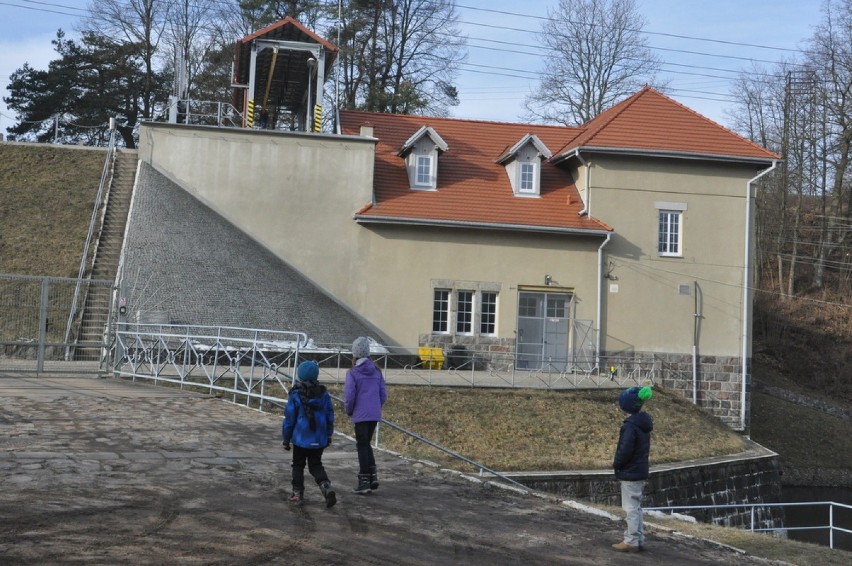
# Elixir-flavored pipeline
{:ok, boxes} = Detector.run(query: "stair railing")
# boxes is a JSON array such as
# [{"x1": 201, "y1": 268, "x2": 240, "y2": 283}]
[{"x1": 64, "y1": 129, "x2": 118, "y2": 359}]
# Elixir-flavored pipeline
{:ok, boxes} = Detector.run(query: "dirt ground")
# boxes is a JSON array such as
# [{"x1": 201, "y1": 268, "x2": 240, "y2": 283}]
[{"x1": 0, "y1": 376, "x2": 788, "y2": 565}]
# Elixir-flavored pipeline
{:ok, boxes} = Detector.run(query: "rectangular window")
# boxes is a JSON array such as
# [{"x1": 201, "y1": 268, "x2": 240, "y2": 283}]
[
  {"x1": 519, "y1": 162, "x2": 536, "y2": 193},
  {"x1": 658, "y1": 210, "x2": 682, "y2": 256},
  {"x1": 456, "y1": 290, "x2": 474, "y2": 334},
  {"x1": 416, "y1": 155, "x2": 432, "y2": 186},
  {"x1": 480, "y1": 292, "x2": 497, "y2": 335},
  {"x1": 518, "y1": 294, "x2": 540, "y2": 317},
  {"x1": 432, "y1": 289, "x2": 449, "y2": 332},
  {"x1": 431, "y1": 285, "x2": 499, "y2": 336},
  {"x1": 546, "y1": 295, "x2": 567, "y2": 318}
]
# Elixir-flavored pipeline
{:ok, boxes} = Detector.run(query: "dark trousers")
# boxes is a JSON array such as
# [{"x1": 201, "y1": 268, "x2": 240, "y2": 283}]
[
  {"x1": 291, "y1": 445, "x2": 329, "y2": 489},
  {"x1": 354, "y1": 421, "x2": 377, "y2": 474}
]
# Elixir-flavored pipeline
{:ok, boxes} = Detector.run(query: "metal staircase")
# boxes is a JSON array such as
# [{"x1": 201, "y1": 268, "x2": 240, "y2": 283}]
[{"x1": 72, "y1": 149, "x2": 138, "y2": 361}]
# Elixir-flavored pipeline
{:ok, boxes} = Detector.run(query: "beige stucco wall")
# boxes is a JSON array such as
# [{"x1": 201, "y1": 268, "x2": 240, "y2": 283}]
[
  {"x1": 352, "y1": 225, "x2": 602, "y2": 346},
  {"x1": 582, "y1": 155, "x2": 766, "y2": 358},
  {"x1": 137, "y1": 123, "x2": 604, "y2": 348}
]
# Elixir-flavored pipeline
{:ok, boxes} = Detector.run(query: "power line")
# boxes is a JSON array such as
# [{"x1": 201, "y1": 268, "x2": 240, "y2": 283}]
[{"x1": 454, "y1": 2, "x2": 804, "y2": 54}]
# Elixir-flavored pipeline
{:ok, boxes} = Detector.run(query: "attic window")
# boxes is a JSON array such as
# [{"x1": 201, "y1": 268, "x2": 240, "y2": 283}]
[
  {"x1": 415, "y1": 155, "x2": 433, "y2": 187},
  {"x1": 497, "y1": 134, "x2": 551, "y2": 198},
  {"x1": 398, "y1": 125, "x2": 448, "y2": 191},
  {"x1": 518, "y1": 162, "x2": 537, "y2": 193}
]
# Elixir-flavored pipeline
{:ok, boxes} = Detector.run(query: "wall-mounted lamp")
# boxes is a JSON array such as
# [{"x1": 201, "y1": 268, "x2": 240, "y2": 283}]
[{"x1": 544, "y1": 275, "x2": 552, "y2": 285}]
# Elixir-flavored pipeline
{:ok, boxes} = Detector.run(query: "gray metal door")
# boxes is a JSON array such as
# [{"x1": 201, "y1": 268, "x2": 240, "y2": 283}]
[{"x1": 516, "y1": 291, "x2": 571, "y2": 371}]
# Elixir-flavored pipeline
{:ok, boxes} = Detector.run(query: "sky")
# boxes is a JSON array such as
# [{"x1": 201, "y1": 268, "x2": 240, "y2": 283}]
[{"x1": 0, "y1": 0, "x2": 828, "y2": 136}]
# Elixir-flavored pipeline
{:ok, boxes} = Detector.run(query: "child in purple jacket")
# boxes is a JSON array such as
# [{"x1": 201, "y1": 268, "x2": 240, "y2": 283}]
[{"x1": 344, "y1": 336, "x2": 387, "y2": 494}]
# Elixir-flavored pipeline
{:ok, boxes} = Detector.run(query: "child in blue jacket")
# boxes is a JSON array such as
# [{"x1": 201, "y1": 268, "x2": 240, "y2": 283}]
[{"x1": 282, "y1": 360, "x2": 336, "y2": 508}]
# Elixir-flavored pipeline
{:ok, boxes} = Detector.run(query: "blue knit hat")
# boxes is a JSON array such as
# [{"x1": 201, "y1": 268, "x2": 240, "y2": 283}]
[
  {"x1": 296, "y1": 360, "x2": 319, "y2": 382},
  {"x1": 619, "y1": 386, "x2": 653, "y2": 413}
]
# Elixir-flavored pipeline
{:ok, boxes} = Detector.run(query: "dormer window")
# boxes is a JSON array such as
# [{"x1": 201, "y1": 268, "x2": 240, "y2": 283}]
[
  {"x1": 518, "y1": 161, "x2": 537, "y2": 194},
  {"x1": 398, "y1": 125, "x2": 448, "y2": 191},
  {"x1": 497, "y1": 134, "x2": 552, "y2": 198},
  {"x1": 415, "y1": 154, "x2": 433, "y2": 187}
]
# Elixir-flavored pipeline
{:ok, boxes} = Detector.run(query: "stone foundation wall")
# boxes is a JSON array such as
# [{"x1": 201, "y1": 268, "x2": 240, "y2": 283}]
[
  {"x1": 651, "y1": 352, "x2": 748, "y2": 431},
  {"x1": 511, "y1": 449, "x2": 783, "y2": 530}
]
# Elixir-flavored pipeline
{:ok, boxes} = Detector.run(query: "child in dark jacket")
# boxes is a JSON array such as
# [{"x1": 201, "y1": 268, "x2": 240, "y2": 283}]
[
  {"x1": 282, "y1": 360, "x2": 336, "y2": 508},
  {"x1": 611, "y1": 385, "x2": 654, "y2": 553}
]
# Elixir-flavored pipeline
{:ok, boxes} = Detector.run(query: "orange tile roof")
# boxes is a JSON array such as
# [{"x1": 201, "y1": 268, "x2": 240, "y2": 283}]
[
  {"x1": 339, "y1": 112, "x2": 611, "y2": 234},
  {"x1": 340, "y1": 87, "x2": 778, "y2": 232},
  {"x1": 555, "y1": 86, "x2": 780, "y2": 161}
]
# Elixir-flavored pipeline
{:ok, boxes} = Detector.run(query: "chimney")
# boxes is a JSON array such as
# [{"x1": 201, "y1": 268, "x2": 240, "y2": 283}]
[{"x1": 360, "y1": 124, "x2": 374, "y2": 138}]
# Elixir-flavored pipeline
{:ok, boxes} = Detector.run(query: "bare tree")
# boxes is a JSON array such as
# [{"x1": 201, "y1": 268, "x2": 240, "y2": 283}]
[
  {"x1": 523, "y1": 0, "x2": 663, "y2": 126},
  {"x1": 805, "y1": 0, "x2": 852, "y2": 290},
  {"x1": 332, "y1": 0, "x2": 466, "y2": 115},
  {"x1": 730, "y1": 0, "x2": 852, "y2": 299},
  {"x1": 83, "y1": 0, "x2": 168, "y2": 120}
]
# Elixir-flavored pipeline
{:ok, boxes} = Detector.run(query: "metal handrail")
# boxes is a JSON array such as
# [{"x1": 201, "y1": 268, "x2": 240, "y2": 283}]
[
  {"x1": 109, "y1": 323, "x2": 528, "y2": 491},
  {"x1": 646, "y1": 501, "x2": 852, "y2": 550},
  {"x1": 64, "y1": 128, "x2": 117, "y2": 358}
]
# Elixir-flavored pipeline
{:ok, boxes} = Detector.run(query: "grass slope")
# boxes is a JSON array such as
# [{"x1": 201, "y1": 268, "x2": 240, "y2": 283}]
[
  {"x1": 0, "y1": 144, "x2": 105, "y2": 277},
  {"x1": 329, "y1": 385, "x2": 746, "y2": 472}
]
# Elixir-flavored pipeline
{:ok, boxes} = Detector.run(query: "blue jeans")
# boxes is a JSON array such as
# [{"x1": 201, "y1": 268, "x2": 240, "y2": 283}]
[{"x1": 354, "y1": 421, "x2": 377, "y2": 474}]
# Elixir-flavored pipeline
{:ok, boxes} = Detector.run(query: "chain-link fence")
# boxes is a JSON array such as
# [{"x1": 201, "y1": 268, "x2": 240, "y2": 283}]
[{"x1": 0, "y1": 274, "x2": 115, "y2": 373}]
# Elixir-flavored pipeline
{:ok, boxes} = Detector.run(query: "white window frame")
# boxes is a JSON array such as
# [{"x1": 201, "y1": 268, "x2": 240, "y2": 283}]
[
  {"x1": 656, "y1": 202, "x2": 686, "y2": 257},
  {"x1": 456, "y1": 290, "x2": 474, "y2": 335},
  {"x1": 479, "y1": 292, "x2": 497, "y2": 336},
  {"x1": 432, "y1": 289, "x2": 450, "y2": 333},
  {"x1": 414, "y1": 154, "x2": 434, "y2": 188},
  {"x1": 518, "y1": 161, "x2": 537, "y2": 194},
  {"x1": 658, "y1": 210, "x2": 683, "y2": 256},
  {"x1": 430, "y1": 284, "x2": 499, "y2": 337}
]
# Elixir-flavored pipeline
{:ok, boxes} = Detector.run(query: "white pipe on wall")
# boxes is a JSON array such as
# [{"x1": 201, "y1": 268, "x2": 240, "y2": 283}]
[{"x1": 741, "y1": 161, "x2": 778, "y2": 430}]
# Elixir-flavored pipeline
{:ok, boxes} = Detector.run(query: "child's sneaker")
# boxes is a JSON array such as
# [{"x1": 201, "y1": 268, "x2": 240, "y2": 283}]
[{"x1": 288, "y1": 490, "x2": 304, "y2": 506}]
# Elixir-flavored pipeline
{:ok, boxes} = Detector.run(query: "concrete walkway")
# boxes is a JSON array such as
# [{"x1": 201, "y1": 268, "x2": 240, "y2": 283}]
[{"x1": 0, "y1": 375, "x2": 779, "y2": 565}]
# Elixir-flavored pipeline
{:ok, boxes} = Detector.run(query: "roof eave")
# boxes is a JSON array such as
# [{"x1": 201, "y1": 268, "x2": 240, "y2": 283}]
[
  {"x1": 552, "y1": 146, "x2": 780, "y2": 166},
  {"x1": 353, "y1": 215, "x2": 611, "y2": 236}
]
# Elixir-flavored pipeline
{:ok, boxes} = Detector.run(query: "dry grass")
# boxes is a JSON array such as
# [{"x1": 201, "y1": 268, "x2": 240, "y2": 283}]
[
  {"x1": 751, "y1": 391, "x2": 852, "y2": 470},
  {"x1": 327, "y1": 384, "x2": 747, "y2": 472},
  {"x1": 0, "y1": 144, "x2": 105, "y2": 277}
]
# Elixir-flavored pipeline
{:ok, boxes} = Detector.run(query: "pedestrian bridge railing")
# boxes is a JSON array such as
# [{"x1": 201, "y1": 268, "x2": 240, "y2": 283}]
[
  {"x1": 110, "y1": 322, "x2": 529, "y2": 490},
  {"x1": 113, "y1": 323, "x2": 308, "y2": 407},
  {"x1": 646, "y1": 501, "x2": 852, "y2": 550}
]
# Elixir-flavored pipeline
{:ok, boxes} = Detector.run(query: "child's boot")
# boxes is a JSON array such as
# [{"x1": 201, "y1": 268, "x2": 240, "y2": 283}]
[
  {"x1": 353, "y1": 473, "x2": 372, "y2": 494},
  {"x1": 369, "y1": 466, "x2": 379, "y2": 490},
  {"x1": 320, "y1": 480, "x2": 337, "y2": 508},
  {"x1": 288, "y1": 488, "x2": 304, "y2": 506}
]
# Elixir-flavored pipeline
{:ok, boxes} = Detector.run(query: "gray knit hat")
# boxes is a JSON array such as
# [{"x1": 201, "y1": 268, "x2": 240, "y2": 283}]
[{"x1": 351, "y1": 336, "x2": 371, "y2": 360}]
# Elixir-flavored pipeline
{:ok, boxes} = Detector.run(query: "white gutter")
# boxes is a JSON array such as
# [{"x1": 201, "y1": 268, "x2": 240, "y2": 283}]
[
  {"x1": 596, "y1": 232, "x2": 613, "y2": 370},
  {"x1": 741, "y1": 161, "x2": 779, "y2": 430}
]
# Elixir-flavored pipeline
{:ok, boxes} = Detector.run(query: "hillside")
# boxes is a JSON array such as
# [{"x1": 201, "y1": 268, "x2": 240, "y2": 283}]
[
  {"x1": 0, "y1": 143, "x2": 106, "y2": 277},
  {"x1": 1, "y1": 141, "x2": 850, "y2": 485}
]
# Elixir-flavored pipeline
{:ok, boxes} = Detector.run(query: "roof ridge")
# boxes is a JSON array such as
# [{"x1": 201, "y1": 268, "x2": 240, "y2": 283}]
[
  {"x1": 579, "y1": 86, "x2": 649, "y2": 143},
  {"x1": 645, "y1": 87, "x2": 780, "y2": 158},
  {"x1": 339, "y1": 110, "x2": 582, "y2": 131}
]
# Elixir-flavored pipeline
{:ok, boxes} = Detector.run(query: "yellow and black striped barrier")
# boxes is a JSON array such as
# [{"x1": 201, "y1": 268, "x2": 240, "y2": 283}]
[
  {"x1": 246, "y1": 99, "x2": 255, "y2": 128},
  {"x1": 313, "y1": 104, "x2": 322, "y2": 132}
]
